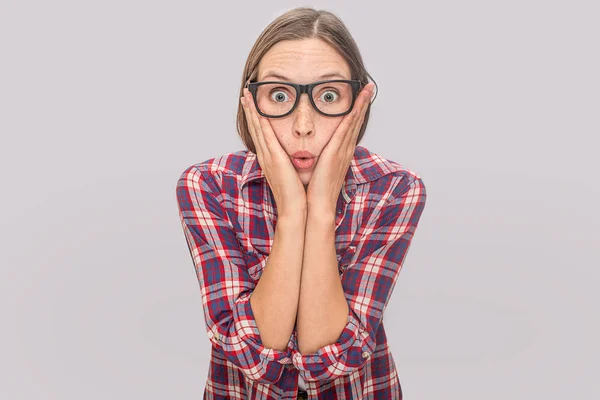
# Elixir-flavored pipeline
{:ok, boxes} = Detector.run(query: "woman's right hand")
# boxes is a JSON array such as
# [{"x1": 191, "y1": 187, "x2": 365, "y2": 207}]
[{"x1": 241, "y1": 88, "x2": 307, "y2": 218}]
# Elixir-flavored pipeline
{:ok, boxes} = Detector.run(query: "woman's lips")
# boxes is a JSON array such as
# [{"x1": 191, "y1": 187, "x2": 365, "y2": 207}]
[
  {"x1": 292, "y1": 150, "x2": 315, "y2": 158},
  {"x1": 291, "y1": 156, "x2": 315, "y2": 169}
]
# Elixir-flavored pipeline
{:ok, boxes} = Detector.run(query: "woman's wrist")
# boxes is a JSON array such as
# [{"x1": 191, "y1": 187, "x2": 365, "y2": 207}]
[
  {"x1": 306, "y1": 203, "x2": 337, "y2": 223},
  {"x1": 277, "y1": 208, "x2": 308, "y2": 226}
]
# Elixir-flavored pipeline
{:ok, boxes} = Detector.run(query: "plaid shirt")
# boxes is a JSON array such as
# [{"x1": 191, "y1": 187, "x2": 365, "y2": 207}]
[{"x1": 176, "y1": 145, "x2": 427, "y2": 399}]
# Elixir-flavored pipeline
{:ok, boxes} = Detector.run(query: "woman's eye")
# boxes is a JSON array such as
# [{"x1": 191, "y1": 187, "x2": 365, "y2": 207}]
[
  {"x1": 319, "y1": 90, "x2": 339, "y2": 103},
  {"x1": 270, "y1": 90, "x2": 290, "y2": 103}
]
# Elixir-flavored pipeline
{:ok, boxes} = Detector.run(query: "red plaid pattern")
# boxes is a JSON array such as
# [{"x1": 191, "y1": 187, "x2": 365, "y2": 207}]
[{"x1": 176, "y1": 146, "x2": 427, "y2": 399}]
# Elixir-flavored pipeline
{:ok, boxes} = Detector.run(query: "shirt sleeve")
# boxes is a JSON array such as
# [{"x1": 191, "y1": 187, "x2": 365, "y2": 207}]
[
  {"x1": 176, "y1": 165, "x2": 294, "y2": 384},
  {"x1": 291, "y1": 174, "x2": 427, "y2": 382}
]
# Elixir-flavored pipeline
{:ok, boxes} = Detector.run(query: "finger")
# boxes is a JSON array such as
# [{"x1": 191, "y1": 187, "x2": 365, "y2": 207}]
[
  {"x1": 257, "y1": 112, "x2": 286, "y2": 157},
  {"x1": 330, "y1": 83, "x2": 371, "y2": 152},
  {"x1": 243, "y1": 89, "x2": 268, "y2": 159},
  {"x1": 245, "y1": 90, "x2": 286, "y2": 157},
  {"x1": 241, "y1": 94, "x2": 262, "y2": 158},
  {"x1": 342, "y1": 83, "x2": 373, "y2": 149},
  {"x1": 326, "y1": 98, "x2": 360, "y2": 151},
  {"x1": 350, "y1": 84, "x2": 373, "y2": 131},
  {"x1": 245, "y1": 90, "x2": 269, "y2": 152}
]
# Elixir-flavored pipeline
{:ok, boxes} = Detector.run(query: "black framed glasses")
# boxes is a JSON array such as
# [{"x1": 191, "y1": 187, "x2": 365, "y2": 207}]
[{"x1": 246, "y1": 79, "x2": 363, "y2": 118}]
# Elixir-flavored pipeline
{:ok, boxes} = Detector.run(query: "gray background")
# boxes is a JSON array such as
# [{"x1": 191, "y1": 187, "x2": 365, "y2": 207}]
[{"x1": 1, "y1": 0, "x2": 598, "y2": 398}]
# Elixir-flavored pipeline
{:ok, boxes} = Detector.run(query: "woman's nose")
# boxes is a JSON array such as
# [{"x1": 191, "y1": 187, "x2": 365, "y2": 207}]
[{"x1": 293, "y1": 97, "x2": 315, "y2": 137}]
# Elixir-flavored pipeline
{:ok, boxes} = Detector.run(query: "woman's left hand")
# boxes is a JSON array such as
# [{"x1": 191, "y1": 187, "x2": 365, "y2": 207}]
[{"x1": 306, "y1": 82, "x2": 375, "y2": 218}]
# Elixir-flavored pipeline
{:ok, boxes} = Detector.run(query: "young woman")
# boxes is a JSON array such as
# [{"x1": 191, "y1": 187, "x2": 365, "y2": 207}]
[{"x1": 176, "y1": 7, "x2": 427, "y2": 400}]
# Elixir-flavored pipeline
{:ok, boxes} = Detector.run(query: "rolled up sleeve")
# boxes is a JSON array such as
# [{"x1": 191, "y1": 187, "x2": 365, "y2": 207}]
[
  {"x1": 176, "y1": 166, "x2": 294, "y2": 384},
  {"x1": 291, "y1": 175, "x2": 427, "y2": 382}
]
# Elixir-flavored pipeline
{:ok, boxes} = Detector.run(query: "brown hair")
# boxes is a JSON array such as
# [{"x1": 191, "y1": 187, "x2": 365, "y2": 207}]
[{"x1": 236, "y1": 7, "x2": 378, "y2": 154}]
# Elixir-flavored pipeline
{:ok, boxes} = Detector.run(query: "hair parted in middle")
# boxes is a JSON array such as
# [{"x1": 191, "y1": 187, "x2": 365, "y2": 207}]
[{"x1": 236, "y1": 6, "x2": 378, "y2": 154}]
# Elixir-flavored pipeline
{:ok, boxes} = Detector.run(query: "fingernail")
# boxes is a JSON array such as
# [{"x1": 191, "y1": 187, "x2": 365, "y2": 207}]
[{"x1": 240, "y1": 97, "x2": 245, "y2": 106}]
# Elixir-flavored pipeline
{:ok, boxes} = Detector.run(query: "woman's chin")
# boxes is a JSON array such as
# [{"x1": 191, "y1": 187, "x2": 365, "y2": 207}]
[{"x1": 298, "y1": 172, "x2": 311, "y2": 186}]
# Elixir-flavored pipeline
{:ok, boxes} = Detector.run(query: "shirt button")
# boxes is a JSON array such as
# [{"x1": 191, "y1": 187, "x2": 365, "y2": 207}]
[
  {"x1": 337, "y1": 209, "x2": 342, "y2": 214},
  {"x1": 362, "y1": 351, "x2": 370, "y2": 359}
]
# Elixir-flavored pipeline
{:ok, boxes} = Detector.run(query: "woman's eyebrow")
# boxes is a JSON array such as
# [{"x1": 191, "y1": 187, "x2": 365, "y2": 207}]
[{"x1": 261, "y1": 72, "x2": 348, "y2": 81}]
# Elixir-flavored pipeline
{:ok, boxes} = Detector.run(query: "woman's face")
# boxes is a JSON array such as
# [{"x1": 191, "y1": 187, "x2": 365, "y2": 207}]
[{"x1": 256, "y1": 38, "x2": 352, "y2": 189}]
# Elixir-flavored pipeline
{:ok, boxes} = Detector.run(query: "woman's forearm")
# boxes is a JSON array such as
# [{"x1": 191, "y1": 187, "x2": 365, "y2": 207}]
[
  {"x1": 296, "y1": 211, "x2": 349, "y2": 355},
  {"x1": 250, "y1": 212, "x2": 307, "y2": 352}
]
